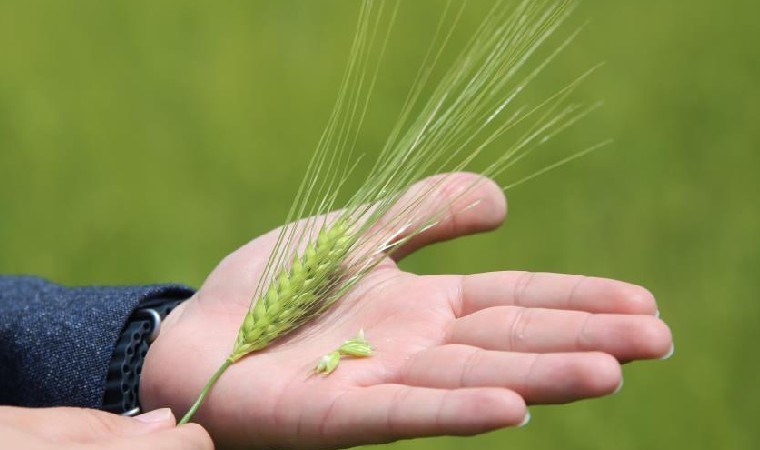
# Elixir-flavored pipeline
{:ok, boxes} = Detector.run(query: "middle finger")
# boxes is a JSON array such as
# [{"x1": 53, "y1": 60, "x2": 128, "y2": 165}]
[{"x1": 446, "y1": 306, "x2": 672, "y2": 361}]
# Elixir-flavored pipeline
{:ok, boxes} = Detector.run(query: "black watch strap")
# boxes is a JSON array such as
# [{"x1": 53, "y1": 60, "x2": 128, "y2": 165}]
[{"x1": 102, "y1": 298, "x2": 184, "y2": 415}]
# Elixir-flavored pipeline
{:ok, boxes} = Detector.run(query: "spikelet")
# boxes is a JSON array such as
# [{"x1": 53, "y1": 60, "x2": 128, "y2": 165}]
[{"x1": 314, "y1": 330, "x2": 374, "y2": 375}]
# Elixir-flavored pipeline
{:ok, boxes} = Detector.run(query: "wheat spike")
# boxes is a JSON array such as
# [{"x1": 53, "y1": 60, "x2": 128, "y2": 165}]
[{"x1": 231, "y1": 220, "x2": 355, "y2": 360}]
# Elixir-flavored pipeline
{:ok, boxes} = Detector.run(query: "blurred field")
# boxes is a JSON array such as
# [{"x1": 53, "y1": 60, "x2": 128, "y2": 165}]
[{"x1": 1, "y1": 1, "x2": 758, "y2": 449}]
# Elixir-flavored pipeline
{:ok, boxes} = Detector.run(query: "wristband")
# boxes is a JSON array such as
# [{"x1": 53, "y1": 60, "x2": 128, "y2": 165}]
[{"x1": 102, "y1": 298, "x2": 183, "y2": 415}]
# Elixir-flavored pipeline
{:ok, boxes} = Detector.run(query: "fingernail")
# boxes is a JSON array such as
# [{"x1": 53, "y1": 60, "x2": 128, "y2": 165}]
[
  {"x1": 518, "y1": 410, "x2": 531, "y2": 428},
  {"x1": 135, "y1": 408, "x2": 174, "y2": 424},
  {"x1": 660, "y1": 343, "x2": 675, "y2": 360},
  {"x1": 613, "y1": 378, "x2": 624, "y2": 395},
  {"x1": 654, "y1": 309, "x2": 660, "y2": 318}
]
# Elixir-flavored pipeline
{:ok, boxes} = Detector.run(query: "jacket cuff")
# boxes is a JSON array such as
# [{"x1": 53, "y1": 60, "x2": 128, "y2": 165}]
[{"x1": 0, "y1": 275, "x2": 194, "y2": 408}]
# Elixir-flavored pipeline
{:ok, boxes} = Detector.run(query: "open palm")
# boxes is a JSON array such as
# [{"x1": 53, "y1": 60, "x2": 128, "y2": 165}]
[{"x1": 141, "y1": 174, "x2": 673, "y2": 450}]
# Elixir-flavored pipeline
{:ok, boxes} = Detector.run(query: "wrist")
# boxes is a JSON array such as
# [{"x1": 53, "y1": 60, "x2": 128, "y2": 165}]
[
  {"x1": 103, "y1": 297, "x2": 187, "y2": 415},
  {"x1": 139, "y1": 299, "x2": 189, "y2": 412}
]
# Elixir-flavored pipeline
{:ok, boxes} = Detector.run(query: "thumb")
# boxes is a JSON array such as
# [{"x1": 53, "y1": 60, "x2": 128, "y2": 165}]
[
  {"x1": 103, "y1": 423, "x2": 214, "y2": 450},
  {"x1": 0, "y1": 406, "x2": 176, "y2": 443},
  {"x1": 374, "y1": 172, "x2": 507, "y2": 262}
]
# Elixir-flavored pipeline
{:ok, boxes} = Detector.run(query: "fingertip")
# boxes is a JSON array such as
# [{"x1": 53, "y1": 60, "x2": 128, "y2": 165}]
[
  {"x1": 176, "y1": 423, "x2": 215, "y2": 450},
  {"x1": 659, "y1": 342, "x2": 675, "y2": 360},
  {"x1": 579, "y1": 352, "x2": 623, "y2": 398},
  {"x1": 636, "y1": 318, "x2": 673, "y2": 359},
  {"x1": 626, "y1": 285, "x2": 658, "y2": 315},
  {"x1": 441, "y1": 388, "x2": 526, "y2": 434},
  {"x1": 613, "y1": 377, "x2": 624, "y2": 395},
  {"x1": 473, "y1": 173, "x2": 508, "y2": 225},
  {"x1": 594, "y1": 281, "x2": 658, "y2": 315},
  {"x1": 388, "y1": 172, "x2": 507, "y2": 260},
  {"x1": 449, "y1": 172, "x2": 507, "y2": 233},
  {"x1": 518, "y1": 410, "x2": 531, "y2": 428}
]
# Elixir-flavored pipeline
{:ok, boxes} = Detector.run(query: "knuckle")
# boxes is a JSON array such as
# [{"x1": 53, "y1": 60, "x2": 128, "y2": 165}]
[
  {"x1": 512, "y1": 271, "x2": 536, "y2": 306},
  {"x1": 459, "y1": 348, "x2": 484, "y2": 386},
  {"x1": 505, "y1": 306, "x2": 531, "y2": 351},
  {"x1": 566, "y1": 275, "x2": 588, "y2": 308}
]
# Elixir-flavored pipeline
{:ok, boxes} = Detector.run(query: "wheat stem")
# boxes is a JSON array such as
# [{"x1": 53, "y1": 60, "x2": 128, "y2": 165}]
[{"x1": 179, "y1": 357, "x2": 233, "y2": 425}]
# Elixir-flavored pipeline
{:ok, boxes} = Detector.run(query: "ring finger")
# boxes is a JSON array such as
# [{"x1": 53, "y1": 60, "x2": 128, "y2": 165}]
[{"x1": 401, "y1": 344, "x2": 622, "y2": 404}]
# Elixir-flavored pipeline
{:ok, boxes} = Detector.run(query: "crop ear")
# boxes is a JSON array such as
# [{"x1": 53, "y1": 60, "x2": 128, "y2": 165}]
[{"x1": 369, "y1": 172, "x2": 507, "y2": 262}]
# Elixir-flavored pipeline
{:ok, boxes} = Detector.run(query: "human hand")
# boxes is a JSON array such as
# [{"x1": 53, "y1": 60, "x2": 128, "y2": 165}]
[
  {"x1": 141, "y1": 173, "x2": 673, "y2": 450},
  {"x1": 0, "y1": 406, "x2": 212, "y2": 450}
]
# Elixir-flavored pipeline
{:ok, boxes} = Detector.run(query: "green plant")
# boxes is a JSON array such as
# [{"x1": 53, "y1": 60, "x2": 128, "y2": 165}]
[{"x1": 179, "y1": 0, "x2": 601, "y2": 425}]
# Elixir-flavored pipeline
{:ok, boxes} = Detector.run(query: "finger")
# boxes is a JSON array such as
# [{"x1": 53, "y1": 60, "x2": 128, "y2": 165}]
[
  {"x1": 103, "y1": 423, "x2": 214, "y2": 450},
  {"x1": 402, "y1": 345, "x2": 622, "y2": 404},
  {"x1": 368, "y1": 172, "x2": 506, "y2": 262},
  {"x1": 0, "y1": 423, "x2": 50, "y2": 449},
  {"x1": 454, "y1": 272, "x2": 658, "y2": 316},
  {"x1": 202, "y1": 172, "x2": 504, "y2": 301},
  {"x1": 447, "y1": 306, "x2": 672, "y2": 360},
  {"x1": 319, "y1": 384, "x2": 525, "y2": 447},
  {"x1": 0, "y1": 406, "x2": 176, "y2": 443}
]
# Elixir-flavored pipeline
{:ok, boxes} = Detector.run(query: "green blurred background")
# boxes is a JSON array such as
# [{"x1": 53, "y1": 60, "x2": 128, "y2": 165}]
[{"x1": 1, "y1": 1, "x2": 758, "y2": 449}]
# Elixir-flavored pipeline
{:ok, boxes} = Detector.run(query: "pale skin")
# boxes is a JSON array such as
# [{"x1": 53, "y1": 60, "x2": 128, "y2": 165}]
[
  {"x1": 133, "y1": 172, "x2": 673, "y2": 450},
  {"x1": 0, "y1": 406, "x2": 213, "y2": 450},
  {"x1": 1, "y1": 173, "x2": 672, "y2": 450}
]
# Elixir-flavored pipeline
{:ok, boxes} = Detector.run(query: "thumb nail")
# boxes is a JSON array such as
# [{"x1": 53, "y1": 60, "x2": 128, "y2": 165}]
[
  {"x1": 660, "y1": 343, "x2": 675, "y2": 360},
  {"x1": 613, "y1": 377, "x2": 624, "y2": 395},
  {"x1": 518, "y1": 410, "x2": 531, "y2": 428},
  {"x1": 134, "y1": 408, "x2": 175, "y2": 425}
]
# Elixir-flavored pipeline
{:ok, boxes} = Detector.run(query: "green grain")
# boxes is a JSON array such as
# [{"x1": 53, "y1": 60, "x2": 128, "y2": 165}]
[
  {"x1": 180, "y1": 220, "x2": 355, "y2": 424},
  {"x1": 232, "y1": 220, "x2": 354, "y2": 360}
]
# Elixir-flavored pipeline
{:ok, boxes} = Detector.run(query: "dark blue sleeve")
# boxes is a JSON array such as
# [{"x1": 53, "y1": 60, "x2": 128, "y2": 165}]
[{"x1": 0, "y1": 275, "x2": 194, "y2": 409}]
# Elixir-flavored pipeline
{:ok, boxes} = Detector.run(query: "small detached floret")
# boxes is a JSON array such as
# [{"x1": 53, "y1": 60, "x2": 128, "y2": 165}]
[
  {"x1": 315, "y1": 329, "x2": 374, "y2": 375},
  {"x1": 315, "y1": 351, "x2": 342, "y2": 375},
  {"x1": 337, "y1": 329, "x2": 373, "y2": 357}
]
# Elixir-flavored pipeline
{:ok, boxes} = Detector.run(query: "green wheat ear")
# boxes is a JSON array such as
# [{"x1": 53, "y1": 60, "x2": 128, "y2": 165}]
[
  {"x1": 180, "y1": 221, "x2": 357, "y2": 424},
  {"x1": 179, "y1": 0, "x2": 604, "y2": 425},
  {"x1": 232, "y1": 220, "x2": 355, "y2": 360}
]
